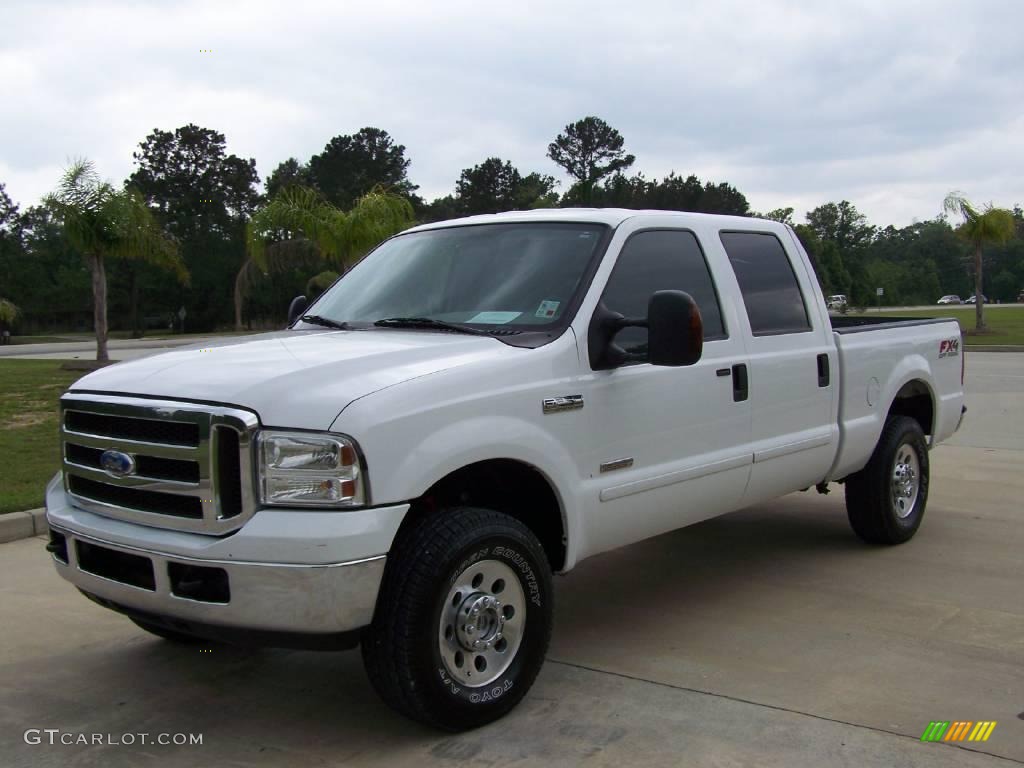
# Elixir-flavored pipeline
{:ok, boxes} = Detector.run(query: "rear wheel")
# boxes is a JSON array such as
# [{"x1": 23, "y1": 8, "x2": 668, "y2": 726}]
[
  {"x1": 362, "y1": 506, "x2": 552, "y2": 731},
  {"x1": 845, "y1": 416, "x2": 930, "y2": 544}
]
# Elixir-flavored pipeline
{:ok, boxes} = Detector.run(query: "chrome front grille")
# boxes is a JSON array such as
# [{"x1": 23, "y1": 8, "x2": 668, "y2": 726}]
[{"x1": 60, "y1": 395, "x2": 259, "y2": 535}]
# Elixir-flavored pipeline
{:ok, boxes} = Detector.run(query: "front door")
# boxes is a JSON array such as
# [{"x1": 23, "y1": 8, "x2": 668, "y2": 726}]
[{"x1": 576, "y1": 225, "x2": 752, "y2": 560}]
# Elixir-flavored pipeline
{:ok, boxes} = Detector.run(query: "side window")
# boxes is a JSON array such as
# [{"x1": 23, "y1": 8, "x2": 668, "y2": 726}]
[
  {"x1": 720, "y1": 231, "x2": 811, "y2": 335},
  {"x1": 600, "y1": 230, "x2": 726, "y2": 356}
]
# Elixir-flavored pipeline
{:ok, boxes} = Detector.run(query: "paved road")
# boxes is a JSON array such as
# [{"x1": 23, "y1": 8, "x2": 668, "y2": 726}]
[
  {"x1": 1, "y1": 354, "x2": 1021, "y2": 767},
  {"x1": 0, "y1": 336, "x2": 236, "y2": 362}
]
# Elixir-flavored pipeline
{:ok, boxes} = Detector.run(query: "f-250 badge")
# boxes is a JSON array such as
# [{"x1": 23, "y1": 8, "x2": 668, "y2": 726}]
[{"x1": 939, "y1": 338, "x2": 960, "y2": 358}]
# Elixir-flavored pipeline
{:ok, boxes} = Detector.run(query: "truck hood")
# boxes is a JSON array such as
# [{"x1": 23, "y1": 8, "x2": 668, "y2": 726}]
[{"x1": 69, "y1": 330, "x2": 508, "y2": 429}]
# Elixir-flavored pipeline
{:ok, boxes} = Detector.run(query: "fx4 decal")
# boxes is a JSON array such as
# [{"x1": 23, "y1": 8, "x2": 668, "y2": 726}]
[{"x1": 939, "y1": 338, "x2": 960, "y2": 358}]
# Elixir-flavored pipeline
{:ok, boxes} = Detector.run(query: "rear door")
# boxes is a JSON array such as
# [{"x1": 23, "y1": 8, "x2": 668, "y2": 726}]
[{"x1": 718, "y1": 228, "x2": 837, "y2": 503}]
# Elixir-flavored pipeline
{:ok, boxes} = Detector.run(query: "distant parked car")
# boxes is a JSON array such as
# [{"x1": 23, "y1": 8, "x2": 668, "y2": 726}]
[
  {"x1": 827, "y1": 294, "x2": 848, "y2": 310},
  {"x1": 965, "y1": 294, "x2": 987, "y2": 304},
  {"x1": 937, "y1": 295, "x2": 962, "y2": 305},
  {"x1": 1017, "y1": 290, "x2": 1024, "y2": 303}
]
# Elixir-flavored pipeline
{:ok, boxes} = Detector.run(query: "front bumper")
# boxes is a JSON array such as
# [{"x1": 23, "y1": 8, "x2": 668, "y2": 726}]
[{"x1": 45, "y1": 476, "x2": 409, "y2": 645}]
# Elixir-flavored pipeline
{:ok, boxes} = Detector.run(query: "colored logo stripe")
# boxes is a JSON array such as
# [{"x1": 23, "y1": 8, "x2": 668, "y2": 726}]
[
  {"x1": 969, "y1": 722, "x2": 997, "y2": 742},
  {"x1": 944, "y1": 721, "x2": 972, "y2": 741},
  {"x1": 921, "y1": 721, "x2": 996, "y2": 742}
]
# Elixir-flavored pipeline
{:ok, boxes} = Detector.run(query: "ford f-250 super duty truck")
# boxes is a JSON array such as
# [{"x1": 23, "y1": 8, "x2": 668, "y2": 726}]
[{"x1": 44, "y1": 209, "x2": 966, "y2": 730}]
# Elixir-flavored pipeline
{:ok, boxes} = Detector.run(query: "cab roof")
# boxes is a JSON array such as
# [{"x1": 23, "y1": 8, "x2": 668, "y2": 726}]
[{"x1": 403, "y1": 208, "x2": 784, "y2": 234}]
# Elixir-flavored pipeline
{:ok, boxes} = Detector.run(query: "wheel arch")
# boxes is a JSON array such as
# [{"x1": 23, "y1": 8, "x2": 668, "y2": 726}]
[
  {"x1": 886, "y1": 377, "x2": 936, "y2": 437},
  {"x1": 397, "y1": 458, "x2": 568, "y2": 572}
]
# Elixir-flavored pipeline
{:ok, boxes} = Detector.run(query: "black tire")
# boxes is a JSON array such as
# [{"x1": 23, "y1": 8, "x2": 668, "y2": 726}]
[
  {"x1": 362, "y1": 506, "x2": 553, "y2": 731},
  {"x1": 130, "y1": 617, "x2": 203, "y2": 644},
  {"x1": 845, "y1": 416, "x2": 930, "y2": 544}
]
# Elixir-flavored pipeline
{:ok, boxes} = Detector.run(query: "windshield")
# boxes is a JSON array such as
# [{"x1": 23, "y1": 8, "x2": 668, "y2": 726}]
[{"x1": 301, "y1": 222, "x2": 607, "y2": 331}]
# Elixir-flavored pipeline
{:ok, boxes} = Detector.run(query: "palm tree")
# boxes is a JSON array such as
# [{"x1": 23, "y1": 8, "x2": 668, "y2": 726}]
[
  {"x1": 306, "y1": 270, "x2": 340, "y2": 300},
  {"x1": 943, "y1": 192, "x2": 1016, "y2": 331},
  {"x1": 236, "y1": 185, "x2": 413, "y2": 330},
  {"x1": 45, "y1": 160, "x2": 187, "y2": 361}
]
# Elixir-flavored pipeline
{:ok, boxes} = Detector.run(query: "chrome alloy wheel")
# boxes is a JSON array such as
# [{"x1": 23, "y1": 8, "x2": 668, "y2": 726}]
[
  {"x1": 438, "y1": 559, "x2": 525, "y2": 687},
  {"x1": 891, "y1": 442, "x2": 920, "y2": 519}
]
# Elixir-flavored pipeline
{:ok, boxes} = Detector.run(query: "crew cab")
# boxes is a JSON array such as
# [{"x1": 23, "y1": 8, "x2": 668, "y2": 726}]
[{"x1": 44, "y1": 209, "x2": 966, "y2": 730}]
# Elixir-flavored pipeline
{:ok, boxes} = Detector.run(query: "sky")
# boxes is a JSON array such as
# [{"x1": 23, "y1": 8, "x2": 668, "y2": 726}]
[{"x1": 1, "y1": 0, "x2": 1021, "y2": 227}]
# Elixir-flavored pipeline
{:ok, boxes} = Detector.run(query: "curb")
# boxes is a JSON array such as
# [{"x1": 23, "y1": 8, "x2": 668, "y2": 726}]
[
  {"x1": 966, "y1": 346, "x2": 1023, "y2": 353},
  {"x1": 0, "y1": 508, "x2": 48, "y2": 544}
]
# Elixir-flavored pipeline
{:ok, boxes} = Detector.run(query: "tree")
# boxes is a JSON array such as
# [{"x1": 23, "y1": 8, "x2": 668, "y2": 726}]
[
  {"x1": 45, "y1": 160, "x2": 186, "y2": 361},
  {"x1": 547, "y1": 116, "x2": 635, "y2": 203},
  {"x1": 0, "y1": 184, "x2": 26, "y2": 329},
  {"x1": 0, "y1": 183, "x2": 19, "y2": 238},
  {"x1": 696, "y1": 181, "x2": 750, "y2": 216},
  {"x1": 452, "y1": 158, "x2": 559, "y2": 215},
  {"x1": 0, "y1": 298, "x2": 18, "y2": 328},
  {"x1": 129, "y1": 124, "x2": 261, "y2": 332},
  {"x1": 514, "y1": 172, "x2": 560, "y2": 209},
  {"x1": 943, "y1": 192, "x2": 1016, "y2": 330},
  {"x1": 266, "y1": 158, "x2": 314, "y2": 199},
  {"x1": 238, "y1": 186, "x2": 413, "y2": 329},
  {"x1": 130, "y1": 124, "x2": 261, "y2": 232},
  {"x1": 761, "y1": 207, "x2": 795, "y2": 226},
  {"x1": 455, "y1": 158, "x2": 522, "y2": 215},
  {"x1": 991, "y1": 270, "x2": 1018, "y2": 303},
  {"x1": 308, "y1": 127, "x2": 418, "y2": 210},
  {"x1": 806, "y1": 201, "x2": 875, "y2": 253},
  {"x1": 420, "y1": 195, "x2": 461, "y2": 224}
]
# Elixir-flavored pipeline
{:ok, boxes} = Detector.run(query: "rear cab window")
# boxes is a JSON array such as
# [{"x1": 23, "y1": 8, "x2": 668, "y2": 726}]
[{"x1": 719, "y1": 231, "x2": 812, "y2": 336}]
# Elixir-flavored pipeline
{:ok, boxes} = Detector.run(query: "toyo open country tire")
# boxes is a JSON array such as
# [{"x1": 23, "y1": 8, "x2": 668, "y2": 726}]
[
  {"x1": 845, "y1": 415, "x2": 930, "y2": 545},
  {"x1": 362, "y1": 506, "x2": 553, "y2": 730}
]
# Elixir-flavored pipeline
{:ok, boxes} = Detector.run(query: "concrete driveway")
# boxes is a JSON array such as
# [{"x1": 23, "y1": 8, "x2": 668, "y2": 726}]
[{"x1": 1, "y1": 354, "x2": 1021, "y2": 767}]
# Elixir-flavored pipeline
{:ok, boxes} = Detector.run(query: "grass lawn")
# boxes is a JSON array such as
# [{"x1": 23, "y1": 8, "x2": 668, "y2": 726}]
[
  {"x1": 871, "y1": 306, "x2": 1024, "y2": 346},
  {"x1": 0, "y1": 361, "x2": 82, "y2": 513}
]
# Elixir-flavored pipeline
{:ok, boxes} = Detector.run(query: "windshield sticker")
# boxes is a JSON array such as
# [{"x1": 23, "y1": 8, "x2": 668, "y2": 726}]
[
  {"x1": 535, "y1": 300, "x2": 560, "y2": 319},
  {"x1": 468, "y1": 311, "x2": 522, "y2": 324}
]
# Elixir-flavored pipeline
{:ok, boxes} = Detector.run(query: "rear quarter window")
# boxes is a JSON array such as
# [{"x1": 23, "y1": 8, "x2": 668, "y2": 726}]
[{"x1": 720, "y1": 231, "x2": 811, "y2": 335}]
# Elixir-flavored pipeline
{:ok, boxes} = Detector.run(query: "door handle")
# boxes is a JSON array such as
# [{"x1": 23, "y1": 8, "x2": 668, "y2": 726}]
[
  {"x1": 816, "y1": 353, "x2": 830, "y2": 387},
  {"x1": 732, "y1": 364, "x2": 748, "y2": 402}
]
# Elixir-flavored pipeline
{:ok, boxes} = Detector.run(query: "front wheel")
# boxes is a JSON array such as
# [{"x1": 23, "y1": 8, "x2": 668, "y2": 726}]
[
  {"x1": 361, "y1": 507, "x2": 553, "y2": 731},
  {"x1": 845, "y1": 416, "x2": 930, "y2": 544}
]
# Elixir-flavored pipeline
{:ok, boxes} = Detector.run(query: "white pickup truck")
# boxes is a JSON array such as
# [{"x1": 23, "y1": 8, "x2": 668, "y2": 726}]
[{"x1": 45, "y1": 209, "x2": 966, "y2": 730}]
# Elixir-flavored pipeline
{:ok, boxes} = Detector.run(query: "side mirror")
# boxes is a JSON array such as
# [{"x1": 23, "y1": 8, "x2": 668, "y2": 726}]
[
  {"x1": 287, "y1": 295, "x2": 309, "y2": 326},
  {"x1": 648, "y1": 290, "x2": 702, "y2": 367},
  {"x1": 588, "y1": 290, "x2": 703, "y2": 370}
]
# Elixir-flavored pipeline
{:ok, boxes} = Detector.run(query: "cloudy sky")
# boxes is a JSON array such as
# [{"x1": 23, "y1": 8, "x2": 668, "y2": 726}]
[{"x1": 2, "y1": 0, "x2": 1021, "y2": 226}]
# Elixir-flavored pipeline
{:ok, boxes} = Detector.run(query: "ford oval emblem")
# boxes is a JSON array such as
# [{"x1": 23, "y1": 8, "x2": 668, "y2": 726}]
[{"x1": 100, "y1": 450, "x2": 136, "y2": 478}]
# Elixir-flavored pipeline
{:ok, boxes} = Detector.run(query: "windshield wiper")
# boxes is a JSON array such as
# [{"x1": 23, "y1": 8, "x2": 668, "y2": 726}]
[
  {"x1": 373, "y1": 317, "x2": 495, "y2": 336},
  {"x1": 299, "y1": 314, "x2": 351, "y2": 330}
]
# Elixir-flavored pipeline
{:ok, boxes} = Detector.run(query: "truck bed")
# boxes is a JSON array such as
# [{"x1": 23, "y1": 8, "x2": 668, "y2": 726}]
[
  {"x1": 828, "y1": 314, "x2": 964, "y2": 482},
  {"x1": 830, "y1": 315, "x2": 957, "y2": 333}
]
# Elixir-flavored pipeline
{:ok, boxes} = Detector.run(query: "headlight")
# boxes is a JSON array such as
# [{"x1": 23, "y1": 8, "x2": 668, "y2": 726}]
[{"x1": 258, "y1": 431, "x2": 366, "y2": 507}]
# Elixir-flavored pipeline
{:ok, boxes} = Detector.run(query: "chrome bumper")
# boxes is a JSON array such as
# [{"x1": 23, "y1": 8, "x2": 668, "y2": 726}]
[
  {"x1": 48, "y1": 526, "x2": 386, "y2": 638},
  {"x1": 44, "y1": 475, "x2": 409, "y2": 645}
]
